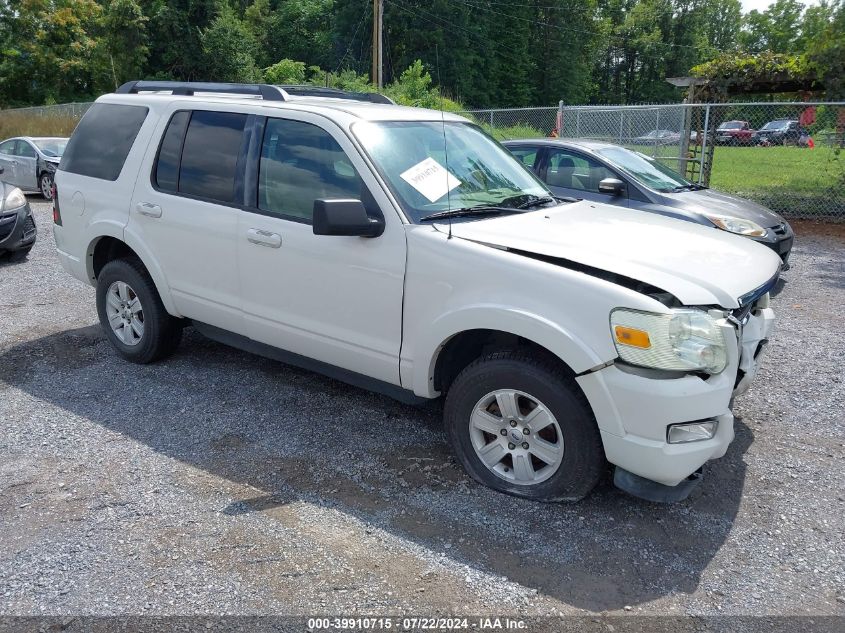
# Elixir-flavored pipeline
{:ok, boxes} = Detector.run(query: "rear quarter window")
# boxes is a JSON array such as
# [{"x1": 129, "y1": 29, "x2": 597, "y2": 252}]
[{"x1": 59, "y1": 103, "x2": 149, "y2": 181}]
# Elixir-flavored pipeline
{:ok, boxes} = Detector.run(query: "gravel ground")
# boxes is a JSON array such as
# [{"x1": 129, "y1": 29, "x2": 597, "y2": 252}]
[{"x1": 0, "y1": 199, "x2": 843, "y2": 618}]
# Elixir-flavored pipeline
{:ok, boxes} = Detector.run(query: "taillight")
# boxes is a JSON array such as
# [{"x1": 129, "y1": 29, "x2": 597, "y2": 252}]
[{"x1": 52, "y1": 183, "x2": 62, "y2": 225}]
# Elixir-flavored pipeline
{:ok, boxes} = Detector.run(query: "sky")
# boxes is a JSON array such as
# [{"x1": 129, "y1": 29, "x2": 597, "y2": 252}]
[{"x1": 741, "y1": 0, "x2": 820, "y2": 13}]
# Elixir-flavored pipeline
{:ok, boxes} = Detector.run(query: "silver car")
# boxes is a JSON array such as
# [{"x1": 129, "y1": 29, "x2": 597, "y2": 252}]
[
  {"x1": 503, "y1": 138, "x2": 794, "y2": 268},
  {"x1": 0, "y1": 136, "x2": 68, "y2": 200}
]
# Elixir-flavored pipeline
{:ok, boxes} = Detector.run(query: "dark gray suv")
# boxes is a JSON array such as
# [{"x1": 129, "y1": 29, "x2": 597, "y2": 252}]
[{"x1": 503, "y1": 138, "x2": 793, "y2": 268}]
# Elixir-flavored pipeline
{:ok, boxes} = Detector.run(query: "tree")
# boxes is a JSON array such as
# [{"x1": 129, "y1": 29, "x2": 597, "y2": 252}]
[
  {"x1": 806, "y1": 0, "x2": 845, "y2": 98},
  {"x1": 201, "y1": 4, "x2": 260, "y2": 82},
  {"x1": 702, "y1": 0, "x2": 742, "y2": 53},
  {"x1": 101, "y1": 0, "x2": 150, "y2": 89},
  {"x1": 141, "y1": 0, "x2": 220, "y2": 80},
  {"x1": 0, "y1": 0, "x2": 105, "y2": 106},
  {"x1": 740, "y1": 0, "x2": 806, "y2": 54},
  {"x1": 263, "y1": 58, "x2": 306, "y2": 84},
  {"x1": 259, "y1": 0, "x2": 334, "y2": 71}
]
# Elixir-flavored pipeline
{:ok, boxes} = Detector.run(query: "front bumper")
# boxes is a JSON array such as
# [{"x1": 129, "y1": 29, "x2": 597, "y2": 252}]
[
  {"x1": 753, "y1": 222, "x2": 794, "y2": 269},
  {"x1": 577, "y1": 306, "x2": 775, "y2": 488},
  {"x1": 0, "y1": 203, "x2": 36, "y2": 253}
]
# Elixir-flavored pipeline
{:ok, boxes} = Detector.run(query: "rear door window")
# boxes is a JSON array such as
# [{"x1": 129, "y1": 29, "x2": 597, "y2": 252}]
[
  {"x1": 59, "y1": 103, "x2": 148, "y2": 180},
  {"x1": 176, "y1": 111, "x2": 247, "y2": 203},
  {"x1": 154, "y1": 111, "x2": 190, "y2": 192}
]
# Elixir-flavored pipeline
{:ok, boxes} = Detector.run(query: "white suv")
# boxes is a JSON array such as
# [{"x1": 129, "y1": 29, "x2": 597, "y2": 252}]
[{"x1": 54, "y1": 82, "x2": 780, "y2": 503}]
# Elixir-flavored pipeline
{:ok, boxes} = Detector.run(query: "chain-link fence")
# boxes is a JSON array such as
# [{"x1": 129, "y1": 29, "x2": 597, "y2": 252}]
[
  {"x1": 462, "y1": 102, "x2": 845, "y2": 220},
  {"x1": 0, "y1": 102, "x2": 92, "y2": 138},
  {"x1": 2, "y1": 99, "x2": 843, "y2": 219},
  {"x1": 458, "y1": 106, "x2": 560, "y2": 141},
  {"x1": 0, "y1": 102, "x2": 93, "y2": 118}
]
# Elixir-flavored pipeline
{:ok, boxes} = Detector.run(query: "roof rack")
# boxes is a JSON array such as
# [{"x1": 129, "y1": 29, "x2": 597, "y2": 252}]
[
  {"x1": 116, "y1": 81, "x2": 395, "y2": 105},
  {"x1": 116, "y1": 81, "x2": 287, "y2": 100},
  {"x1": 277, "y1": 85, "x2": 395, "y2": 105}
]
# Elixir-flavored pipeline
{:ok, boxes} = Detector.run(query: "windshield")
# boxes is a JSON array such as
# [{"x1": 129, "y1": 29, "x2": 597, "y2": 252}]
[
  {"x1": 597, "y1": 146, "x2": 689, "y2": 193},
  {"x1": 352, "y1": 121, "x2": 549, "y2": 223},
  {"x1": 762, "y1": 121, "x2": 790, "y2": 131},
  {"x1": 718, "y1": 122, "x2": 742, "y2": 130},
  {"x1": 32, "y1": 138, "x2": 67, "y2": 158}
]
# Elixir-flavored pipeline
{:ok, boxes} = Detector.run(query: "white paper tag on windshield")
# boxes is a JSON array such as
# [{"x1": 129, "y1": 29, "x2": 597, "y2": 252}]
[{"x1": 399, "y1": 157, "x2": 461, "y2": 203}]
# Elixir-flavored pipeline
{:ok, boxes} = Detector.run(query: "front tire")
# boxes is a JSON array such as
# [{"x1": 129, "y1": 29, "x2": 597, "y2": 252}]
[
  {"x1": 96, "y1": 258, "x2": 182, "y2": 364},
  {"x1": 39, "y1": 173, "x2": 53, "y2": 199},
  {"x1": 444, "y1": 351, "x2": 604, "y2": 502}
]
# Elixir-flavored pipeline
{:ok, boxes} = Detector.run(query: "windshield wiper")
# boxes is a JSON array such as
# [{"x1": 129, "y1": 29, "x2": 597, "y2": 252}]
[
  {"x1": 418, "y1": 205, "x2": 520, "y2": 222},
  {"x1": 672, "y1": 183, "x2": 707, "y2": 192},
  {"x1": 515, "y1": 195, "x2": 580, "y2": 209}
]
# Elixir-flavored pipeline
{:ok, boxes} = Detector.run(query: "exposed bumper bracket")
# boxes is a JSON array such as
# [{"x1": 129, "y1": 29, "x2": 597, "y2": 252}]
[{"x1": 613, "y1": 466, "x2": 703, "y2": 503}]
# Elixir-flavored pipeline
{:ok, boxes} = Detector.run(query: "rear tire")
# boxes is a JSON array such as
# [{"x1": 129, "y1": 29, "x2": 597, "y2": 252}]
[
  {"x1": 443, "y1": 351, "x2": 605, "y2": 502},
  {"x1": 96, "y1": 258, "x2": 182, "y2": 364}
]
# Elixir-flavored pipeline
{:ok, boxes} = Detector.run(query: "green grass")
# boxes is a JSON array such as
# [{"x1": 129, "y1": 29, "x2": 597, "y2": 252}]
[
  {"x1": 709, "y1": 146, "x2": 843, "y2": 197},
  {"x1": 708, "y1": 146, "x2": 844, "y2": 218}
]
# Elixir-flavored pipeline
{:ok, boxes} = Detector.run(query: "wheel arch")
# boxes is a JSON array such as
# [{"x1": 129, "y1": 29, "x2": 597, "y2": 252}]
[
  {"x1": 86, "y1": 233, "x2": 179, "y2": 316},
  {"x1": 415, "y1": 307, "x2": 608, "y2": 398}
]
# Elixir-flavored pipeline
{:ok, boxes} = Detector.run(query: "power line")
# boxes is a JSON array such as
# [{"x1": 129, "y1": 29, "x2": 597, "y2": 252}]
[
  {"x1": 449, "y1": 0, "x2": 727, "y2": 54},
  {"x1": 334, "y1": 0, "x2": 371, "y2": 75},
  {"x1": 388, "y1": 0, "x2": 536, "y2": 68}
]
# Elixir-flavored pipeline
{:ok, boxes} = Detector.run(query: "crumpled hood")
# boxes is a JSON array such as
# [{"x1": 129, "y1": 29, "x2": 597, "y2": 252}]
[
  {"x1": 444, "y1": 201, "x2": 782, "y2": 308},
  {"x1": 661, "y1": 188, "x2": 785, "y2": 228}
]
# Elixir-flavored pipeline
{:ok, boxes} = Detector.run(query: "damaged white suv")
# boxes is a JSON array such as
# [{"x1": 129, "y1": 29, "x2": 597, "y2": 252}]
[{"x1": 54, "y1": 82, "x2": 780, "y2": 502}]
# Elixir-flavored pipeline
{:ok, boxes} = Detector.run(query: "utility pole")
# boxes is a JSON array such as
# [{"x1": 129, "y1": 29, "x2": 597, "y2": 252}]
[{"x1": 372, "y1": 0, "x2": 383, "y2": 89}]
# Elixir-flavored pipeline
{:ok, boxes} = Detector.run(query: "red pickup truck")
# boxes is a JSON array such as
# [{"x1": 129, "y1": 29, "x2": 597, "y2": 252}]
[{"x1": 716, "y1": 120, "x2": 754, "y2": 145}]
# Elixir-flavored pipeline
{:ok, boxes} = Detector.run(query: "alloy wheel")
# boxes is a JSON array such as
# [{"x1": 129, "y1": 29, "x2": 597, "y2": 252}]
[
  {"x1": 40, "y1": 174, "x2": 53, "y2": 199},
  {"x1": 468, "y1": 389, "x2": 564, "y2": 485},
  {"x1": 105, "y1": 281, "x2": 145, "y2": 346}
]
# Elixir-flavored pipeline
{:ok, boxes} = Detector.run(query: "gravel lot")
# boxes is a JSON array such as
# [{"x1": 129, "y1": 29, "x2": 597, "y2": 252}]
[{"x1": 1, "y1": 199, "x2": 843, "y2": 618}]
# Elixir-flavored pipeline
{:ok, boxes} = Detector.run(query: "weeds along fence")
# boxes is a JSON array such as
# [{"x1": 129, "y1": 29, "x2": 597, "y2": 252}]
[
  {"x1": 3, "y1": 100, "x2": 843, "y2": 219},
  {"x1": 0, "y1": 102, "x2": 92, "y2": 138},
  {"x1": 460, "y1": 102, "x2": 845, "y2": 220}
]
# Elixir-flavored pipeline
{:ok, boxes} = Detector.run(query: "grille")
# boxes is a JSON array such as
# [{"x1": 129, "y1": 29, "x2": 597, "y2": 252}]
[
  {"x1": 772, "y1": 223, "x2": 788, "y2": 236},
  {"x1": 0, "y1": 211, "x2": 17, "y2": 241}
]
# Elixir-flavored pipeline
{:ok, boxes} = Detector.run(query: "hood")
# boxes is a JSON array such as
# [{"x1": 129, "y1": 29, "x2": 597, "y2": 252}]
[
  {"x1": 659, "y1": 187, "x2": 785, "y2": 228},
  {"x1": 44, "y1": 156, "x2": 61, "y2": 165},
  {"x1": 444, "y1": 202, "x2": 782, "y2": 308}
]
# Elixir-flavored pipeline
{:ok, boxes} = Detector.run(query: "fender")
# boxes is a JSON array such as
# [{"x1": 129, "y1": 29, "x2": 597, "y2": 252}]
[
  {"x1": 82, "y1": 219, "x2": 124, "y2": 283},
  {"x1": 121, "y1": 223, "x2": 181, "y2": 316},
  {"x1": 84, "y1": 221, "x2": 181, "y2": 317},
  {"x1": 410, "y1": 304, "x2": 610, "y2": 398}
]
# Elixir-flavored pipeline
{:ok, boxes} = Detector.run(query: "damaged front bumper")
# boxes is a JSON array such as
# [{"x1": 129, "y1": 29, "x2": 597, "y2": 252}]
[{"x1": 577, "y1": 302, "x2": 776, "y2": 501}]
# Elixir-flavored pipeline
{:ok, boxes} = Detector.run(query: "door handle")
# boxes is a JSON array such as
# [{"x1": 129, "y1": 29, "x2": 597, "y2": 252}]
[
  {"x1": 136, "y1": 202, "x2": 162, "y2": 218},
  {"x1": 246, "y1": 228, "x2": 282, "y2": 248}
]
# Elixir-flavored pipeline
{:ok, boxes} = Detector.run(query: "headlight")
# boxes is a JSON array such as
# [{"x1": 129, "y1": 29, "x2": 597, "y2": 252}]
[
  {"x1": 610, "y1": 308, "x2": 728, "y2": 374},
  {"x1": 705, "y1": 213, "x2": 767, "y2": 237},
  {"x1": 3, "y1": 187, "x2": 26, "y2": 211}
]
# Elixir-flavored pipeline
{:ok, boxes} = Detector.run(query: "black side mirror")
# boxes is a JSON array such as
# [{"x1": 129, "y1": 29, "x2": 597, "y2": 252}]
[
  {"x1": 313, "y1": 199, "x2": 384, "y2": 237},
  {"x1": 598, "y1": 177, "x2": 626, "y2": 197}
]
